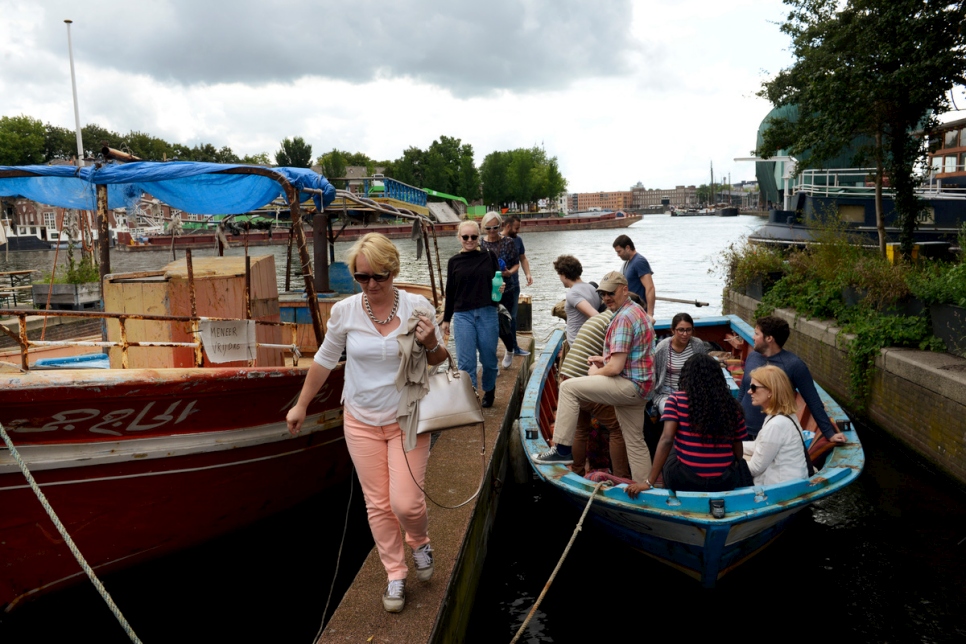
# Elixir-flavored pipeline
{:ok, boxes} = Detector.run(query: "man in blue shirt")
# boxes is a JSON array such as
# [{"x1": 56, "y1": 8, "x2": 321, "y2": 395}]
[
  {"x1": 731, "y1": 315, "x2": 848, "y2": 443},
  {"x1": 500, "y1": 216, "x2": 532, "y2": 369},
  {"x1": 613, "y1": 234, "x2": 655, "y2": 317}
]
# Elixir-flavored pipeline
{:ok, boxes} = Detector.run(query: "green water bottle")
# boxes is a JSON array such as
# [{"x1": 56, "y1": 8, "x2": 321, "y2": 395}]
[{"x1": 491, "y1": 270, "x2": 503, "y2": 302}]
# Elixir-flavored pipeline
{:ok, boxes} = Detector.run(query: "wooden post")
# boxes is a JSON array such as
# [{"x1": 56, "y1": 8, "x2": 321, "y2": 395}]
[
  {"x1": 285, "y1": 225, "x2": 294, "y2": 292},
  {"x1": 420, "y1": 221, "x2": 439, "y2": 310},
  {"x1": 313, "y1": 211, "x2": 329, "y2": 293},
  {"x1": 97, "y1": 184, "x2": 110, "y2": 295},
  {"x1": 292, "y1": 202, "x2": 324, "y2": 346}
]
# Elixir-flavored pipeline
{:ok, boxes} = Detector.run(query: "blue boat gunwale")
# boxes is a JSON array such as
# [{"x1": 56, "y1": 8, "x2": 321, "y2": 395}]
[{"x1": 519, "y1": 316, "x2": 865, "y2": 526}]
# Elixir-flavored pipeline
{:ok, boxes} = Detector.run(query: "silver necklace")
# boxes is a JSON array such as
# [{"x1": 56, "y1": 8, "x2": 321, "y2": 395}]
[{"x1": 364, "y1": 287, "x2": 399, "y2": 325}]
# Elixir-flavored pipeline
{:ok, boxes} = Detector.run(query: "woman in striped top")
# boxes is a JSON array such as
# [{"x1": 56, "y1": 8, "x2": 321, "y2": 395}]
[
  {"x1": 650, "y1": 313, "x2": 708, "y2": 414},
  {"x1": 626, "y1": 353, "x2": 748, "y2": 496}
]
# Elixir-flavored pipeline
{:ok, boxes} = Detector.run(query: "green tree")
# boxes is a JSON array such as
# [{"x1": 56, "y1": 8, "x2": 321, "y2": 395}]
[
  {"x1": 214, "y1": 146, "x2": 240, "y2": 164},
  {"x1": 385, "y1": 146, "x2": 425, "y2": 187},
  {"x1": 44, "y1": 123, "x2": 78, "y2": 162},
  {"x1": 758, "y1": 0, "x2": 966, "y2": 258},
  {"x1": 318, "y1": 149, "x2": 348, "y2": 188},
  {"x1": 458, "y1": 143, "x2": 482, "y2": 201},
  {"x1": 241, "y1": 151, "x2": 271, "y2": 165},
  {"x1": 544, "y1": 158, "x2": 567, "y2": 203},
  {"x1": 342, "y1": 151, "x2": 376, "y2": 175},
  {"x1": 81, "y1": 123, "x2": 120, "y2": 158},
  {"x1": 480, "y1": 150, "x2": 511, "y2": 207},
  {"x1": 275, "y1": 136, "x2": 313, "y2": 167},
  {"x1": 122, "y1": 131, "x2": 173, "y2": 161},
  {"x1": 0, "y1": 115, "x2": 46, "y2": 165},
  {"x1": 423, "y1": 136, "x2": 462, "y2": 194}
]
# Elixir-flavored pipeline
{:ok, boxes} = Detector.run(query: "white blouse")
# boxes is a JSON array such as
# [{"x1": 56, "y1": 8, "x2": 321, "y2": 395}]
[
  {"x1": 314, "y1": 290, "x2": 441, "y2": 426},
  {"x1": 743, "y1": 414, "x2": 810, "y2": 486}
]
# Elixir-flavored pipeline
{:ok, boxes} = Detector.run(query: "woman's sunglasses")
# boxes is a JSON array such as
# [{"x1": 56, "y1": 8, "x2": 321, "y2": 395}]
[
  {"x1": 461, "y1": 234, "x2": 479, "y2": 241},
  {"x1": 484, "y1": 225, "x2": 500, "y2": 231},
  {"x1": 353, "y1": 272, "x2": 390, "y2": 284},
  {"x1": 748, "y1": 383, "x2": 768, "y2": 393}
]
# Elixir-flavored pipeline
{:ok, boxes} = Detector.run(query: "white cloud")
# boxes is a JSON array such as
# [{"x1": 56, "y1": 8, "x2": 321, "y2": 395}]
[{"x1": 1, "y1": 0, "x2": 815, "y2": 192}]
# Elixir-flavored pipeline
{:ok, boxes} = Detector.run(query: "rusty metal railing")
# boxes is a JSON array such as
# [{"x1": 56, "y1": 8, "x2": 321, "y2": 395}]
[{"x1": 0, "y1": 308, "x2": 301, "y2": 372}]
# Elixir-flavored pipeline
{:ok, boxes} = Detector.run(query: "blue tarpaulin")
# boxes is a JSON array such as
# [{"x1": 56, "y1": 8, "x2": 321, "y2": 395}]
[{"x1": 0, "y1": 162, "x2": 335, "y2": 214}]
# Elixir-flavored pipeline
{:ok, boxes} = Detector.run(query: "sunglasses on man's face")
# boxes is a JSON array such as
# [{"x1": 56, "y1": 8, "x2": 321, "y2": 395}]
[
  {"x1": 353, "y1": 272, "x2": 391, "y2": 284},
  {"x1": 461, "y1": 234, "x2": 479, "y2": 241},
  {"x1": 597, "y1": 290, "x2": 615, "y2": 298}
]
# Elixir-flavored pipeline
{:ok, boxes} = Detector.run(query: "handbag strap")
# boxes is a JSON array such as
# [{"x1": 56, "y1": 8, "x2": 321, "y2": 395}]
[
  {"x1": 400, "y1": 420, "x2": 486, "y2": 510},
  {"x1": 783, "y1": 414, "x2": 815, "y2": 477}
]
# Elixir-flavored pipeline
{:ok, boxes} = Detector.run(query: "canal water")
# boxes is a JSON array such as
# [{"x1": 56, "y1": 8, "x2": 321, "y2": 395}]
[{"x1": 2, "y1": 215, "x2": 965, "y2": 641}]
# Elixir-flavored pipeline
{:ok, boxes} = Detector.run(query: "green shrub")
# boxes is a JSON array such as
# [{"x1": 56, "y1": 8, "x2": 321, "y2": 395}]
[
  {"x1": 35, "y1": 245, "x2": 100, "y2": 285},
  {"x1": 909, "y1": 261, "x2": 966, "y2": 307},
  {"x1": 712, "y1": 241, "x2": 785, "y2": 291}
]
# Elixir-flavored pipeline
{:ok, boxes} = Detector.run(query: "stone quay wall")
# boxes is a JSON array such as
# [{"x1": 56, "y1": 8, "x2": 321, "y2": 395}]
[{"x1": 724, "y1": 289, "x2": 966, "y2": 488}]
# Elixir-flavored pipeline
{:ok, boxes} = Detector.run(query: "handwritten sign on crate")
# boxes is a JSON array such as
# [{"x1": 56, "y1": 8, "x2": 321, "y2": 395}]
[{"x1": 199, "y1": 319, "x2": 256, "y2": 363}]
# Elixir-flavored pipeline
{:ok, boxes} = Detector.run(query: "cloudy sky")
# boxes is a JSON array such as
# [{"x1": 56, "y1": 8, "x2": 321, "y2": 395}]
[{"x1": 2, "y1": 0, "x2": 964, "y2": 193}]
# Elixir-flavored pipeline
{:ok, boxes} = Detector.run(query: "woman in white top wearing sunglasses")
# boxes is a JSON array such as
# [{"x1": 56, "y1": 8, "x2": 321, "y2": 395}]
[
  {"x1": 743, "y1": 365, "x2": 810, "y2": 486},
  {"x1": 286, "y1": 233, "x2": 448, "y2": 613}
]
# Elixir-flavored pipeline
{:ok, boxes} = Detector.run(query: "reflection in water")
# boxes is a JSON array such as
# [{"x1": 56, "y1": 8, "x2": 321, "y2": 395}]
[{"x1": 466, "y1": 420, "x2": 966, "y2": 643}]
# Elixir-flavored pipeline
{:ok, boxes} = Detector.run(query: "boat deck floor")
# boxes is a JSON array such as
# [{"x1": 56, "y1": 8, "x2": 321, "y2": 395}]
[{"x1": 317, "y1": 336, "x2": 529, "y2": 643}]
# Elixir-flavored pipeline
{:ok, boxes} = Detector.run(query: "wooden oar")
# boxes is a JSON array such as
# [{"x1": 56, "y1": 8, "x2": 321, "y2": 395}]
[{"x1": 656, "y1": 296, "x2": 710, "y2": 307}]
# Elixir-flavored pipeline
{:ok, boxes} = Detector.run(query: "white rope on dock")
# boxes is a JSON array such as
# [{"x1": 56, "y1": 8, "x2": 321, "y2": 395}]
[
  {"x1": 0, "y1": 421, "x2": 143, "y2": 644},
  {"x1": 509, "y1": 480, "x2": 606, "y2": 644}
]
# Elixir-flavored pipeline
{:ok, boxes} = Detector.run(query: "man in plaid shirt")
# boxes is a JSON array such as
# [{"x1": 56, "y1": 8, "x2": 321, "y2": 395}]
[{"x1": 534, "y1": 271, "x2": 655, "y2": 482}]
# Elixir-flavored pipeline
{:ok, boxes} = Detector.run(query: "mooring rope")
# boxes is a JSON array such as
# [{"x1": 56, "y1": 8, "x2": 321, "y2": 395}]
[
  {"x1": 313, "y1": 465, "x2": 356, "y2": 644},
  {"x1": 509, "y1": 480, "x2": 606, "y2": 644},
  {"x1": 0, "y1": 422, "x2": 143, "y2": 643}
]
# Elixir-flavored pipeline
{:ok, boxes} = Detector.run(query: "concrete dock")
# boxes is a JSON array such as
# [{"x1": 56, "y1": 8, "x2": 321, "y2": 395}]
[{"x1": 318, "y1": 339, "x2": 531, "y2": 643}]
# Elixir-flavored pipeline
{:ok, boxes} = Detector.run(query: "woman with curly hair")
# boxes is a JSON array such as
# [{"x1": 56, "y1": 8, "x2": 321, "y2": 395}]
[{"x1": 627, "y1": 353, "x2": 749, "y2": 496}]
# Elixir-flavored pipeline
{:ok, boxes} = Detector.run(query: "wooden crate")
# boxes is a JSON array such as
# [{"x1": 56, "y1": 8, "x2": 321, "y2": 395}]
[{"x1": 103, "y1": 256, "x2": 282, "y2": 368}]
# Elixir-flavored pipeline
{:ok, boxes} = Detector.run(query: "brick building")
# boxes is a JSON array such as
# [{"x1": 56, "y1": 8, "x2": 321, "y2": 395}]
[
  {"x1": 632, "y1": 184, "x2": 699, "y2": 208},
  {"x1": 567, "y1": 190, "x2": 634, "y2": 212}
]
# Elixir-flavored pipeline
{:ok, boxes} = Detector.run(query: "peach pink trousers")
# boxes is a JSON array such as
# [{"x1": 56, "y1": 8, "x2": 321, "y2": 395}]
[{"x1": 343, "y1": 410, "x2": 431, "y2": 580}]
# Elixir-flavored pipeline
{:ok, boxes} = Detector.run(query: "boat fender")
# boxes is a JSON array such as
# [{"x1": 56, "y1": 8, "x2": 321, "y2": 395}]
[{"x1": 710, "y1": 498, "x2": 726, "y2": 519}]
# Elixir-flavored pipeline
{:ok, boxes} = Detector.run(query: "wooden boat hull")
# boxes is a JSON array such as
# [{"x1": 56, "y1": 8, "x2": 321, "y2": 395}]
[
  {"x1": 0, "y1": 366, "x2": 348, "y2": 610},
  {"x1": 520, "y1": 317, "x2": 864, "y2": 587},
  {"x1": 114, "y1": 213, "x2": 642, "y2": 249}
]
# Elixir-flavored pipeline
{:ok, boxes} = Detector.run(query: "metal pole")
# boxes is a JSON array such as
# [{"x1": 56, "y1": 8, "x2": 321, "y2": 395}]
[{"x1": 64, "y1": 20, "x2": 85, "y2": 167}]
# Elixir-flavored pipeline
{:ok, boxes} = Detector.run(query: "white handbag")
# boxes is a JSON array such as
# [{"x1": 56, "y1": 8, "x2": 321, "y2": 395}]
[{"x1": 416, "y1": 358, "x2": 484, "y2": 434}]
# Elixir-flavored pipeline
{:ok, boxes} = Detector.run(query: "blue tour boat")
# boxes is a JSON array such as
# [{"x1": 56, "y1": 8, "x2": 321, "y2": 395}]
[{"x1": 519, "y1": 315, "x2": 865, "y2": 587}]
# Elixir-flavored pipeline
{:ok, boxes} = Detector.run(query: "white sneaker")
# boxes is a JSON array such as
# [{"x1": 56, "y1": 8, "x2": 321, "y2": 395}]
[
  {"x1": 383, "y1": 579, "x2": 406, "y2": 612},
  {"x1": 413, "y1": 543, "x2": 434, "y2": 582},
  {"x1": 502, "y1": 352, "x2": 513, "y2": 369}
]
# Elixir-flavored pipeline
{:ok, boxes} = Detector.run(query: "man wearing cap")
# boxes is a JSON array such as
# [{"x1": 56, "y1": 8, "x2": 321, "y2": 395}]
[{"x1": 534, "y1": 271, "x2": 655, "y2": 482}]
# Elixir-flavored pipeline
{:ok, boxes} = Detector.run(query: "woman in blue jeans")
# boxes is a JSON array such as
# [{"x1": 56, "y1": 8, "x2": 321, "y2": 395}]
[{"x1": 442, "y1": 220, "x2": 502, "y2": 408}]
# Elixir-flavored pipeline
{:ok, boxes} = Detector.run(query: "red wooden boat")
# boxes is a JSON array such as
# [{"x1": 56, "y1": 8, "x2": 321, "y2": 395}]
[
  {"x1": 0, "y1": 364, "x2": 349, "y2": 610},
  {"x1": 0, "y1": 162, "x2": 350, "y2": 611}
]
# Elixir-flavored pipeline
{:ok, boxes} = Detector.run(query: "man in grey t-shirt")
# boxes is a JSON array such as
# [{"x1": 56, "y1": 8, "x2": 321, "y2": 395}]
[{"x1": 553, "y1": 255, "x2": 602, "y2": 345}]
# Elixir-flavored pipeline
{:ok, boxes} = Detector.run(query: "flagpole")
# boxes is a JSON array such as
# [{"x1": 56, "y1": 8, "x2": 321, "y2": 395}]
[{"x1": 64, "y1": 19, "x2": 85, "y2": 168}]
